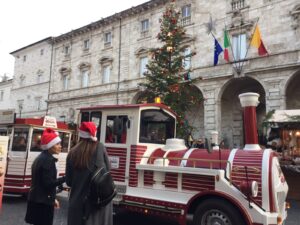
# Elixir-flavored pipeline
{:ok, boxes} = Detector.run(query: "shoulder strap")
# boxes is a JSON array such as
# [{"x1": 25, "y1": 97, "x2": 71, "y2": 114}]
[{"x1": 94, "y1": 142, "x2": 109, "y2": 171}]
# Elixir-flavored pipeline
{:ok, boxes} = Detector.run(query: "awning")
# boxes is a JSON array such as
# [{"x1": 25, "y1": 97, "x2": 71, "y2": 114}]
[{"x1": 267, "y1": 110, "x2": 300, "y2": 123}]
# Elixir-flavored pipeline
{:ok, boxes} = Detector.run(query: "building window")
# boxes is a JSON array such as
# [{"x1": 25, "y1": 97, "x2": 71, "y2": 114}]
[
  {"x1": 17, "y1": 100, "x2": 24, "y2": 116},
  {"x1": 64, "y1": 45, "x2": 70, "y2": 55},
  {"x1": 23, "y1": 55, "x2": 27, "y2": 62},
  {"x1": 104, "y1": 32, "x2": 112, "y2": 46},
  {"x1": 35, "y1": 97, "x2": 42, "y2": 111},
  {"x1": 181, "y1": 5, "x2": 191, "y2": 26},
  {"x1": 40, "y1": 49, "x2": 44, "y2": 56},
  {"x1": 141, "y1": 19, "x2": 149, "y2": 32},
  {"x1": 37, "y1": 73, "x2": 42, "y2": 83},
  {"x1": 83, "y1": 39, "x2": 90, "y2": 50},
  {"x1": 59, "y1": 67, "x2": 71, "y2": 91},
  {"x1": 102, "y1": 66, "x2": 110, "y2": 84},
  {"x1": 232, "y1": 33, "x2": 247, "y2": 60},
  {"x1": 62, "y1": 75, "x2": 69, "y2": 90},
  {"x1": 183, "y1": 47, "x2": 191, "y2": 70},
  {"x1": 231, "y1": 0, "x2": 246, "y2": 10},
  {"x1": 140, "y1": 57, "x2": 148, "y2": 77},
  {"x1": 82, "y1": 70, "x2": 89, "y2": 87},
  {"x1": 19, "y1": 75, "x2": 25, "y2": 86},
  {"x1": 0, "y1": 90, "x2": 4, "y2": 101}
]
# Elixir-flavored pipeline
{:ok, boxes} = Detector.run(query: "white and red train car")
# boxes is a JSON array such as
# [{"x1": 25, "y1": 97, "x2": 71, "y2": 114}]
[
  {"x1": 0, "y1": 116, "x2": 72, "y2": 194},
  {"x1": 78, "y1": 92, "x2": 289, "y2": 225}
]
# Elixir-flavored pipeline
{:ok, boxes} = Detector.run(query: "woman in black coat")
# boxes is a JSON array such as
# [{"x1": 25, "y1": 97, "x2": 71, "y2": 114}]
[
  {"x1": 66, "y1": 122, "x2": 113, "y2": 225},
  {"x1": 25, "y1": 128, "x2": 66, "y2": 225}
]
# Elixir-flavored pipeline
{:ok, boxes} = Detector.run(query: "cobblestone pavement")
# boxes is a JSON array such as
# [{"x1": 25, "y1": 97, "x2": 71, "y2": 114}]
[{"x1": 1, "y1": 193, "x2": 299, "y2": 225}]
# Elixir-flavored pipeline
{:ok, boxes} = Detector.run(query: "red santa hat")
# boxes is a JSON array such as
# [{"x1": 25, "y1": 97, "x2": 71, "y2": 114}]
[
  {"x1": 79, "y1": 122, "x2": 97, "y2": 141},
  {"x1": 41, "y1": 128, "x2": 61, "y2": 150}
]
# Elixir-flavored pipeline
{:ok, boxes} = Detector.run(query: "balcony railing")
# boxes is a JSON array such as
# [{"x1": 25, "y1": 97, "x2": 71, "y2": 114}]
[
  {"x1": 232, "y1": 0, "x2": 245, "y2": 10},
  {"x1": 181, "y1": 16, "x2": 191, "y2": 26}
]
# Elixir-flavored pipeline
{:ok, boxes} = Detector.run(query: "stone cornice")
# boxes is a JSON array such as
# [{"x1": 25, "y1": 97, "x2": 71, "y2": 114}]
[
  {"x1": 11, "y1": 81, "x2": 49, "y2": 91},
  {"x1": 52, "y1": 0, "x2": 165, "y2": 44},
  {"x1": 48, "y1": 86, "x2": 139, "y2": 104}
]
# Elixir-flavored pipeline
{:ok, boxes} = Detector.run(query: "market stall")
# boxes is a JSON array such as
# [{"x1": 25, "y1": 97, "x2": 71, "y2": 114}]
[{"x1": 265, "y1": 109, "x2": 300, "y2": 199}]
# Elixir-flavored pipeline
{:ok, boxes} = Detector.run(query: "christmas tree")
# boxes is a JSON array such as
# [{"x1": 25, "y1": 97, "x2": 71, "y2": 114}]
[{"x1": 139, "y1": 0, "x2": 202, "y2": 138}]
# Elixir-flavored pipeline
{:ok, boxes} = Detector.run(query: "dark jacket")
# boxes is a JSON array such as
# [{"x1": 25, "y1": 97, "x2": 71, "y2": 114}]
[
  {"x1": 28, "y1": 150, "x2": 65, "y2": 205},
  {"x1": 66, "y1": 142, "x2": 113, "y2": 225}
]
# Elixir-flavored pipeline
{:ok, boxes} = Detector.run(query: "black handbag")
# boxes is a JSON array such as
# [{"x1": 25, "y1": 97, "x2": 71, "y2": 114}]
[{"x1": 87, "y1": 143, "x2": 117, "y2": 208}]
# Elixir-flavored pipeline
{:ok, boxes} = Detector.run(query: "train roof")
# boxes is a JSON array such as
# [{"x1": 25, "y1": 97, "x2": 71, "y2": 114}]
[
  {"x1": 14, "y1": 118, "x2": 69, "y2": 130},
  {"x1": 78, "y1": 103, "x2": 177, "y2": 116}
]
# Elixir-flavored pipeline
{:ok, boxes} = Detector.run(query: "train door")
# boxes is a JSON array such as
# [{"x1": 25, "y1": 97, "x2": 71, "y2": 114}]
[
  {"x1": 102, "y1": 112, "x2": 131, "y2": 187},
  {"x1": 6, "y1": 126, "x2": 30, "y2": 193}
]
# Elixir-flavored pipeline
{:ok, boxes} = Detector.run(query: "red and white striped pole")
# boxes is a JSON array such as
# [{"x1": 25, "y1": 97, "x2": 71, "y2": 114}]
[{"x1": 239, "y1": 92, "x2": 261, "y2": 151}]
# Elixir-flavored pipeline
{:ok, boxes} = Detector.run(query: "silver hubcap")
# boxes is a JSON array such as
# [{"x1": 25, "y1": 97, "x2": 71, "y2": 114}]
[{"x1": 201, "y1": 209, "x2": 232, "y2": 225}]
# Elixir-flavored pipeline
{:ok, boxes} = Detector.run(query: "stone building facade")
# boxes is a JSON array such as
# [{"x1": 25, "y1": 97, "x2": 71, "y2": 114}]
[
  {"x1": 10, "y1": 37, "x2": 53, "y2": 118},
  {"x1": 0, "y1": 78, "x2": 12, "y2": 110},
  {"x1": 12, "y1": 0, "x2": 300, "y2": 147}
]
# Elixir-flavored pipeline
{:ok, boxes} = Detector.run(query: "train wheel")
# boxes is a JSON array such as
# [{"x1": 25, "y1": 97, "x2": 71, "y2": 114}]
[{"x1": 193, "y1": 199, "x2": 246, "y2": 225}]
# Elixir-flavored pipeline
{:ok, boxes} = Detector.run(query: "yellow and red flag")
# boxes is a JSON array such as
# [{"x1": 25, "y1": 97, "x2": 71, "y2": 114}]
[{"x1": 250, "y1": 25, "x2": 268, "y2": 56}]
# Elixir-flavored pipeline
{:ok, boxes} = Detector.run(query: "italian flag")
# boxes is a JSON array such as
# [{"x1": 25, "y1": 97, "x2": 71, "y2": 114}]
[
  {"x1": 223, "y1": 30, "x2": 230, "y2": 62},
  {"x1": 250, "y1": 25, "x2": 268, "y2": 56}
]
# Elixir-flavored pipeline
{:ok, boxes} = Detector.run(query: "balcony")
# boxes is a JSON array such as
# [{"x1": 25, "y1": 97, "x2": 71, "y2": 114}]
[{"x1": 231, "y1": 0, "x2": 245, "y2": 11}]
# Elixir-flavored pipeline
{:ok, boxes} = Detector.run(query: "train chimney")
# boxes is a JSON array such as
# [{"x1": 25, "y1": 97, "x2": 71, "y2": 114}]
[{"x1": 238, "y1": 92, "x2": 261, "y2": 151}]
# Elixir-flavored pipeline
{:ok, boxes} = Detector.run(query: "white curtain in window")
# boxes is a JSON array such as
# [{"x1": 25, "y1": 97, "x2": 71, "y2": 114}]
[
  {"x1": 37, "y1": 74, "x2": 42, "y2": 83},
  {"x1": 103, "y1": 66, "x2": 110, "y2": 83},
  {"x1": 182, "y1": 5, "x2": 191, "y2": 17},
  {"x1": 183, "y1": 47, "x2": 191, "y2": 70},
  {"x1": 105, "y1": 32, "x2": 112, "y2": 43},
  {"x1": 141, "y1": 19, "x2": 149, "y2": 32},
  {"x1": 232, "y1": 34, "x2": 246, "y2": 60},
  {"x1": 140, "y1": 57, "x2": 148, "y2": 76},
  {"x1": 35, "y1": 97, "x2": 42, "y2": 110},
  {"x1": 0, "y1": 90, "x2": 4, "y2": 101},
  {"x1": 82, "y1": 70, "x2": 89, "y2": 87},
  {"x1": 63, "y1": 75, "x2": 68, "y2": 90}
]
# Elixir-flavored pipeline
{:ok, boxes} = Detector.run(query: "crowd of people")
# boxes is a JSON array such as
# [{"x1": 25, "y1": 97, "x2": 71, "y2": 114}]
[{"x1": 25, "y1": 122, "x2": 112, "y2": 225}]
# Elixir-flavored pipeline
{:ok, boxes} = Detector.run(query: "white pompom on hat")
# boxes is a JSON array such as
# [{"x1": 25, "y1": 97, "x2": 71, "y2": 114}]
[
  {"x1": 79, "y1": 122, "x2": 97, "y2": 141},
  {"x1": 41, "y1": 128, "x2": 61, "y2": 150}
]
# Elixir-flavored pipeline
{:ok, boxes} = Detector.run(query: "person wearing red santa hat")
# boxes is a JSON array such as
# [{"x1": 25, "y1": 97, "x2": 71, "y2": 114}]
[
  {"x1": 66, "y1": 121, "x2": 113, "y2": 225},
  {"x1": 25, "y1": 128, "x2": 66, "y2": 225}
]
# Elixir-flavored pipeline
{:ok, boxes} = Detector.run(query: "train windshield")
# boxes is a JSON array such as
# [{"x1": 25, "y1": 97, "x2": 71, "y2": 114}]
[{"x1": 139, "y1": 109, "x2": 175, "y2": 144}]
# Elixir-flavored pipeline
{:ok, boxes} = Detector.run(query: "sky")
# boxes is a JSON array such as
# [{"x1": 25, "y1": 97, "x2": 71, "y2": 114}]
[{"x1": 0, "y1": 0, "x2": 148, "y2": 79}]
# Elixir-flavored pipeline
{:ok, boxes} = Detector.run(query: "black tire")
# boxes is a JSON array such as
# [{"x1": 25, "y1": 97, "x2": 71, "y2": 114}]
[{"x1": 193, "y1": 199, "x2": 246, "y2": 225}]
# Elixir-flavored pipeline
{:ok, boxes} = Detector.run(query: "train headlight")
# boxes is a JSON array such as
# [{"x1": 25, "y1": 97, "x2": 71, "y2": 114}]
[
  {"x1": 240, "y1": 180, "x2": 258, "y2": 198},
  {"x1": 251, "y1": 181, "x2": 258, "y2": 197}
]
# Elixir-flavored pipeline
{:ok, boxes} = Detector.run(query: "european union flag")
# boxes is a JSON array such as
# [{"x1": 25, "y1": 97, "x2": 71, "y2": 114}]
[{"x1": 214, "y1": 38, "x2": 223, "y2": 66}]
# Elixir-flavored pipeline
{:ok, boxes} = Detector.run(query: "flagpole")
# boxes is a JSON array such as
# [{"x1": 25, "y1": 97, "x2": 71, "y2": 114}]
[
  {"x1": 224, "y1": 25, "x2": 240, "y2": 74},
  {"x1": 238, "y1": 17, "x2": 260, "y2": 75},
  {"x1": 225, "y1": 25, "x2": 236, "y2": 63}
]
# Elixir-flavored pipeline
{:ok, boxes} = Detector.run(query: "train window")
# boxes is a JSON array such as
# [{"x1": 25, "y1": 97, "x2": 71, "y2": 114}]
[
  {"x1": 12, "y1": 128, "x2": 29, "y2": 152},
  {"x1": 81, "y1": 112, "x2": 90, "y2": 123},
  {"x1": 59, "y1": 132, "x2": 70, "y2": 153},
  {"x1": 30, "y1": 129, "x2": 43, "y2": 152},
  {"x1": 0, "y1": 126, "x2": 12, "y2": 150},
  {"x1": 91, "y1": 111, "x2": 102, "y2": 140},
  {"x1": 139, "y1": 109, "x2": 175, "y2": 144},
  {"x1": 105, "y1": 115, "x2": 128, "y2": 144},
  {"x1": 0, "y1": 127, "x2": 8, "y2": 136}
]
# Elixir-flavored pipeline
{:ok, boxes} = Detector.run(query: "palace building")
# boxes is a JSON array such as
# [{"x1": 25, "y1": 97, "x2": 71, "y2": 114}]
[{"x1": 10, "y1": 0, "x2": 300, "y2": 147}]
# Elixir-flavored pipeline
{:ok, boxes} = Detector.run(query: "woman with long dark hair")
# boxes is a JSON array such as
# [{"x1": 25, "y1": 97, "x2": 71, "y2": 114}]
[{"x1": 66, "y1": 122, "x2": 113, "y2": 225}]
